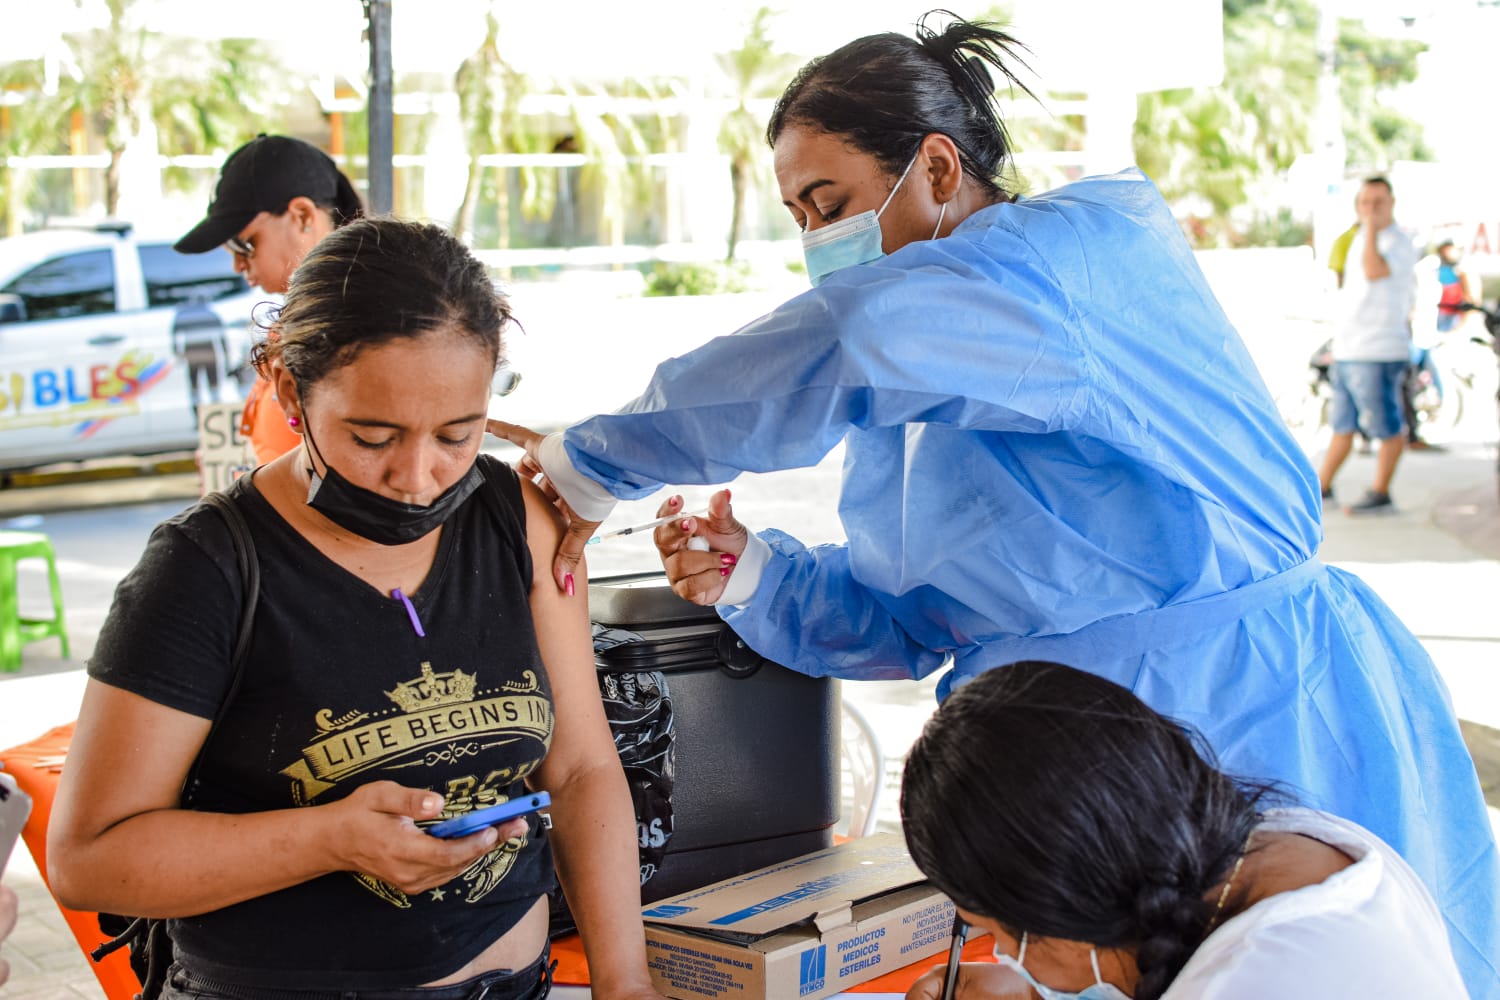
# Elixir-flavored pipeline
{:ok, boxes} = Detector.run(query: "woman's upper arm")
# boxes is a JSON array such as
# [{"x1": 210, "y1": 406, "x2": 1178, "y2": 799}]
[
  {"x1": 519, "y1": 479, "x2": 615, "y2": 784},
  {"x1": 51, "y1": 512, "x2": 240, "y2": 848},
  {"x1": 49, "y1": 680, "x2": 212, "y2": 848}
]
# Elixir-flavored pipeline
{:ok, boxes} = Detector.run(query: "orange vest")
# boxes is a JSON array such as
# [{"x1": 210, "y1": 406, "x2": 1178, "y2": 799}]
[{"x1": 238, "y1": 377, "x2": 301, "y2": 464}]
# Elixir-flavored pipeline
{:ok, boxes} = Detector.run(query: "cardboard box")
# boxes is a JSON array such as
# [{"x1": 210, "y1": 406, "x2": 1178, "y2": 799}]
[{"x1": 641, "y1": 834, "x2": 956, "y2": 1000}]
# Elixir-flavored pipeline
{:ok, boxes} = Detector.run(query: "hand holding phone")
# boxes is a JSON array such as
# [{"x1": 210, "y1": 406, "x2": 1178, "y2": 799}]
[
  {"x1": 0, "y1": 774, "x2": 32, "y2": 878},
  {"x1": 426, "y1": 791, "x2": 551, "y2": 839}
]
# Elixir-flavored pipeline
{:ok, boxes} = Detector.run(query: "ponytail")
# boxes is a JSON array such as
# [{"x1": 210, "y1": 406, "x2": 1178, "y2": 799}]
[
  {"x1": 768, "y1": 10, "x2": 1038, "y2": 198},
  {"x1": 913, "y1": 10, "x2": 1035, "y2": 181},
  {"x1": 1126, "y1": 769, "x2": 1259, "y2": 999},
  {"x1": 328, "y1": 169, "x2": 365, "y2": 229}
]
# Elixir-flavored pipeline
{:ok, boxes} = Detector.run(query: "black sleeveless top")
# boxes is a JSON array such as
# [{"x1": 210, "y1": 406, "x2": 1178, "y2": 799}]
[{"x1": 89, "y1": 456, "x2": 557, "y2": 989}]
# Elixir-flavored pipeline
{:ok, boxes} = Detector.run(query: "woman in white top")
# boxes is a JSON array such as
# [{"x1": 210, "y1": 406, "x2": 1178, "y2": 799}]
[{"x1": 900, "y1": 660, "x2": 1468, "y2": 999}]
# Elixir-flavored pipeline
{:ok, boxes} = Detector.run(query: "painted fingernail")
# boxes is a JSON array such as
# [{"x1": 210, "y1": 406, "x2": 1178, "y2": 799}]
[
  {"x1": 720, "y1": 553, "x2": 737, "y2": 565},
  {"x1": 669, "y1": 496, "x2": 681, "y2": 507},
  {"x1": 564, "y1": 573, "x2": 575, "y2": 597},
  {"x1": 720, "y1": 567, "x2": 732, "y2": 577},
  {"x1": 681, "y1": 519, "x2": 694, "y2": 531}
]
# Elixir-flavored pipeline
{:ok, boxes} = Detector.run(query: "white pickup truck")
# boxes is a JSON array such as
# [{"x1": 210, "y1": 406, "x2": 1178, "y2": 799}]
[{"x1": 0, "y1": 224, "x2": 261, "y2": 473}]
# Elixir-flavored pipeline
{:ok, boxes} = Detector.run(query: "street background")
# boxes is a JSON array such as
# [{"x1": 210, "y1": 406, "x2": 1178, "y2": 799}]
[{"x1": 2, "y1": 278, "x2": 1499, "y2": 1000}]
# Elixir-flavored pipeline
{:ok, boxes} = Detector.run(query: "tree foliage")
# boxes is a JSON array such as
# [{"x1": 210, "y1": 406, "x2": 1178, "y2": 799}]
[
  {"x1": 1134, "y1": 0, "x2": 1429, "y2": 245},
  {"x1": 0, "y1": 0, "x2": 291, "y2": 223},
  {"x1": 1134, "y1": 0, "x2": 1320, "y2": 238},
  {"x1": 1336, "y1": 17, "x2": 1431, "y2": 168},
  {"x1": 0, "y1": 59, "x2": 67, "y2": 233},
  {"x1": 717, "y1": 6, "x2": 799, "y2": 261},
  {"x1": 452, "y1": 6, "x2": 533, "y2": 243}
]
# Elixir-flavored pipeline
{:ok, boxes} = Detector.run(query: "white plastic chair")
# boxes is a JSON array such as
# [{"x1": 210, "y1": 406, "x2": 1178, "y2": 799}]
[{"x1": 840, "y1": 698, "x2": 886, "y2": 838}]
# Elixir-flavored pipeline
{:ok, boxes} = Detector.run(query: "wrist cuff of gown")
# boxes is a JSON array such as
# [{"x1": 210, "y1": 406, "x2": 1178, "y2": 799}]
[
  {"x1": 539, "y1": 432, "x2": 619, "y2": 522},
  {"x1": 715, "y1": 531, "x2": 771, "y2": 607}
]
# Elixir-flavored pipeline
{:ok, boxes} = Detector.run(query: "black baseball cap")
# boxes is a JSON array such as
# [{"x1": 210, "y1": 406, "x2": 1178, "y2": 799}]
[{"x1": 175, "y1": 135, "x2": 342, "y2": 254}]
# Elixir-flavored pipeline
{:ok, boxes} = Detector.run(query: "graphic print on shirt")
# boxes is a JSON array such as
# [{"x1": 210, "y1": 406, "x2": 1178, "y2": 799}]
[{"x1": 279, "y1": 661, "x2": 553, "y2": 907}]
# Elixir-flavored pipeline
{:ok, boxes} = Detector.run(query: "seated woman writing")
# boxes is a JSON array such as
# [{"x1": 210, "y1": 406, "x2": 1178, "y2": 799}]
[
  {"x1": 47, "y1": 218, "x2": 665, "y2": 1000},
  {"x1": 900, "y1": 660, "x2": 1468, "y2": 999}
]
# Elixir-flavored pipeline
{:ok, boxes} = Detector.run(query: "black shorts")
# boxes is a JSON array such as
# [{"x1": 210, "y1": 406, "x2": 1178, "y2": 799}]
[{"x1": 161, "y1": 949, "x2": 552, "y2": 1000}]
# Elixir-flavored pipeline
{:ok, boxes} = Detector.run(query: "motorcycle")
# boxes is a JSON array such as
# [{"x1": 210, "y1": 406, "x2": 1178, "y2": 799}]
[
  {"x1": 1458, "y1": 300, "x2": 1500, "y2": 463},
  {"x1": 1287, "y1": 315, "x2": 1496, "y2": 439}
]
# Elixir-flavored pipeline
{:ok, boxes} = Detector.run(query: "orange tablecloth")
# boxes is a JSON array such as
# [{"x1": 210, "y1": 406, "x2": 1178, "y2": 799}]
[
  {"x1": 4, "y1": 722, "x2": 990, "y2": 999},
  {"x1": 3, "y1": 722, "x2": 142, "y2": 1000}
]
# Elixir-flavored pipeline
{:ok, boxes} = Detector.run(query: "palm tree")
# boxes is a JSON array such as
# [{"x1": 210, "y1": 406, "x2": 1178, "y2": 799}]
[
  {"x1": 1335, "y1": 17, "x2": 1430, "y2": 168},
  {"x1": 716, "y1": 6, "x2": 799, "y2": 261},
  {"x1": 541, "y1": 75, "x2": 672, "y2": 257},
  {"x1": 37, "y1": 0, "x2": 291, "y2": 216},
  {"x1": 0, "y1": 58, "x2": 70, "y2": 234},
  {"x1": 1134, "y1": 0, "x2": 1319, "y2": 241},
  {"x1": 452, "y1": 6, "x2": 533, "y2": 244},
  {"x1": 152, "y1": 36, "x2": 291, "y2": 195},
  {"x1": 1134, "y1": 0, "x2": 1430, "y2": 244}
]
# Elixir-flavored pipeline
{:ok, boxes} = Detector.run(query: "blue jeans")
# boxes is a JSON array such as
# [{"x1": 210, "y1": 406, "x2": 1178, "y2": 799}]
[{"x1": 1329, "y1": 360, "x2": 1407, "y2": 440}]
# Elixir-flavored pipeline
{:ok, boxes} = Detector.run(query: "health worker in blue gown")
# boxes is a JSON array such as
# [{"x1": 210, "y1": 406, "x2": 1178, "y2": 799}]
[{"x1": 491, "y1": 14, "x2": 1499, "y2": 996}]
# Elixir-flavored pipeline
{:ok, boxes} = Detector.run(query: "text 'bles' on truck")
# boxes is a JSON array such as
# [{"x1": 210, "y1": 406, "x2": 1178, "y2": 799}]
[{"x1": 0, "y1": 222, "x2": 262, "y2": 474}]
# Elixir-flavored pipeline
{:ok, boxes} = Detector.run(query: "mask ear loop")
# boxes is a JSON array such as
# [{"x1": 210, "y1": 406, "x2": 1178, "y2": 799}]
[
  {"x1": 876, "y1": 151, "x2": 922, "y2": 219},
  {"x1": 294, "y1": 397, "x2": 333, "y2": 501},
  {"x1": 932, "y1": 201, "x2": 947, "y2": 240}
]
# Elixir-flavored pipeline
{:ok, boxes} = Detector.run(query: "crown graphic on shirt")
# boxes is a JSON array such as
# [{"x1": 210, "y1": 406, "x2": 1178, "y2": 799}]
[{"x1": 385, "y1": 661, "x2": 477, "y2": 714}]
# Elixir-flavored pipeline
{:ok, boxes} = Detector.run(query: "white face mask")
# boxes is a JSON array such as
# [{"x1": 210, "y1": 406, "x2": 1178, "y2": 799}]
[
  {"x1": 800, "y1": 151, "x2": 937, "y2": 287},
  {"x1": 993, "y1": 932, "x2": 1133, "y2": 1000}
]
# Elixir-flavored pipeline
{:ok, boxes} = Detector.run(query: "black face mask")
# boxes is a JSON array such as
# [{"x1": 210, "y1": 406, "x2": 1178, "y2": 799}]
[{"x1": 300, "y1": 410, "x2": 483, "y2": 546}]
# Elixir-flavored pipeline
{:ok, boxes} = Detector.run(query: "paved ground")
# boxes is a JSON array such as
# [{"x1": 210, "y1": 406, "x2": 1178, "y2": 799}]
[{"x1": 2, "y1": 382, "x2": 1499, "y2": 1000}]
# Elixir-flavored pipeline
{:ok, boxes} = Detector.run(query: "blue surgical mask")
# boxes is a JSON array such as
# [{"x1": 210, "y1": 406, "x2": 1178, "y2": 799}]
[
  {"x1": 993, "y1": 932, "x2": 1133, "y2": 1000},
  {"x1": 800, "y1": 152, "x2": 920, "y2": 287}
]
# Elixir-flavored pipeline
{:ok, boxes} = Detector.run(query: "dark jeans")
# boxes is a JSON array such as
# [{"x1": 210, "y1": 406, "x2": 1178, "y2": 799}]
[{"x1": 161, "y1": 950, "x2": 553, "y2": 1000}]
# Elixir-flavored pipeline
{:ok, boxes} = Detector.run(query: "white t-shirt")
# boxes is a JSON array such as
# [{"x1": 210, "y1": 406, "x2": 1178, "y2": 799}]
[
  {"x1": 1163, "y1": 807, "x2": 1468, "y2": 998},
  {"x1": 1331, "y1": 224, "x2": 1420, "y2": 362}
]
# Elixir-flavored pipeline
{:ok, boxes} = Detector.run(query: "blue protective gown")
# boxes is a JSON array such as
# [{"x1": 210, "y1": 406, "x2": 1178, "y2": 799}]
[{"x1": 562, "y1": 170, "x2": 1500, "y2": 995}]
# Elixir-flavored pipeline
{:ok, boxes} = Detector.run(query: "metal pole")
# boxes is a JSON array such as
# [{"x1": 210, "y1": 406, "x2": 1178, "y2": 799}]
[{"x1": 364, "y1": 0, "x2": 394, "y2": 214}]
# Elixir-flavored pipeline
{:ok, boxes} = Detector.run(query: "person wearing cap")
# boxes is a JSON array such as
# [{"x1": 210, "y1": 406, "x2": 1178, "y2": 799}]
[{"x1": 177, "y1": 134, "x2": 364, "y2": 464}]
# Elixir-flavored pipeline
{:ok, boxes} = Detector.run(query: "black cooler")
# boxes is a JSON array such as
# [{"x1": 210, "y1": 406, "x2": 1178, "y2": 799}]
[{"x1": 588, "y1": 572, "x2": 840, "y2": 905}]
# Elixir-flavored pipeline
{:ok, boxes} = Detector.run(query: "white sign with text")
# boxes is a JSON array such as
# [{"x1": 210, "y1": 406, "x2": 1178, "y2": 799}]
[{"x1": 196, "y1": 402, "x2": 254, "y2": 496}]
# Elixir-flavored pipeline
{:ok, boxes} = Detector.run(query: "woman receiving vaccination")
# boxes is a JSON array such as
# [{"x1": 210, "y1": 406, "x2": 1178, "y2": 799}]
[
  {"x1": 50, "y1": 219, "x2": 666, "y2": 1000},
  {"x1": 493, "y1": 13, "x2": 1499, "y2": 997}
]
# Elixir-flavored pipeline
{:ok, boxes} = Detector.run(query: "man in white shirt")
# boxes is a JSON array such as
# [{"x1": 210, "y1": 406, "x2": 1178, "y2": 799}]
[{"x1": 1317, "y1": 176, "x2": 1420, "y2": 514}]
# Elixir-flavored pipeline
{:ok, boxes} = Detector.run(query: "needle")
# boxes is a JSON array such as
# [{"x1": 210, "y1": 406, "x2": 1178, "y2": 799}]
[{"x1": 587, "y1": 509, "x2": 710, "y2": 545}]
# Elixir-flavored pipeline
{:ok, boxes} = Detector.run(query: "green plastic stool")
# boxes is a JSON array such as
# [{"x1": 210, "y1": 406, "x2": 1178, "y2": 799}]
[{"x1": 0, "y1": 530, "x2": 70, "y2": 672}]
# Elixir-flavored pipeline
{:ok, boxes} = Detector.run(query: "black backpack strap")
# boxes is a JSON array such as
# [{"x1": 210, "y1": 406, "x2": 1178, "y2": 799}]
[
  {"x1": 181, "y1": 490, "x2": 260, "y2": 806},
  {"x1": 90, "y1": 490, "x2": 261, "y2": 998}
]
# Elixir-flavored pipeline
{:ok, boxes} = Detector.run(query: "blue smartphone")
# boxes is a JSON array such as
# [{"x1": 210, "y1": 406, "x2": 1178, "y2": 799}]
[{"x1": 427, "y1": 791, "x2": 551, "y2": 839}]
